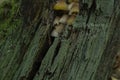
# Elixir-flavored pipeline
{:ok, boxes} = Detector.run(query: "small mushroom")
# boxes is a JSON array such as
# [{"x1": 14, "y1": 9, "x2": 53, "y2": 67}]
[
  {"x1": 67, "y1": 15, "x2": 76, "y2": 25},
  {"x1": 111, "y1": 76, "x2": 118, "y2": 80},
  {"x1": 69, "y1": 3, "x2": 79, "y2": 15},
  {"x1": 51, "y1": 30, "x2": 59, "y2": 37},
  {"x1": 53, "y1": 16, "x2": 60, "y2": 25},
  {"x1": 59, "y1": 14, "x2": 68, "y2": 24},
  {"x1": 51, "y1": 24, "x2": 64, "y2": 37}
]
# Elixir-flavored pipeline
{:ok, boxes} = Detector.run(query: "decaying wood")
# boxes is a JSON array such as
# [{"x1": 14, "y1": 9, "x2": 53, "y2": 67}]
[{"x1": 0, "y1": 0, "x2": 120, "y2": 80}]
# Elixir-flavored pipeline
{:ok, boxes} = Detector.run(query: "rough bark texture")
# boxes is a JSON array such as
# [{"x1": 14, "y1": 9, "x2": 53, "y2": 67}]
[{"x1": 0, "y1": 0, "x2": 120, "y2": 80}]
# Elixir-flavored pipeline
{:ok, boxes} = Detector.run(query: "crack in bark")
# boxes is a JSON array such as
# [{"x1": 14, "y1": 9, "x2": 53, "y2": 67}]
[
  {"x1": 26, "y1": 35, "x2": 51, "y2": 80},
  {"x1": 51, "y1": 41, "x2": 61, "y2": 65},
  {"x1": 86, "y1": 0, "x2": 96, "y2": 24}
]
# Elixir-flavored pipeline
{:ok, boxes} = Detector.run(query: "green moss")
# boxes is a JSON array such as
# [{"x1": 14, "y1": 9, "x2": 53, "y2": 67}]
[{"x1": 0, "y1": 0, "x2": 22, "y2": 40}]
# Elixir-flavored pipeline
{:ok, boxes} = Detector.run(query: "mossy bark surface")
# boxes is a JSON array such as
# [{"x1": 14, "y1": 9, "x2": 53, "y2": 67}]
[{"x1": 0, "y1": 0, "x2": 120, "y2": 80}]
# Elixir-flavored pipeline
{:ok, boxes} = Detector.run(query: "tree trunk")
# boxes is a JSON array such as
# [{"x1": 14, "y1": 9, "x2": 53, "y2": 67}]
[{"x1": 0, "y1": 0, "x2": 120, "y2": 80}]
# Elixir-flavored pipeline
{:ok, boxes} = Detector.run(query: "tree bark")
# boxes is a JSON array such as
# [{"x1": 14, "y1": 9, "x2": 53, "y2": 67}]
[{"x1": 0, "y1": 0, "x2": 120, "y2": 80}]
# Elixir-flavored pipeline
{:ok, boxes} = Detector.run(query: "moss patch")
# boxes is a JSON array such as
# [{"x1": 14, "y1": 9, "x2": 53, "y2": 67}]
[{"x1": 0, "y1": 0, "x2": 22, "y2": 40}]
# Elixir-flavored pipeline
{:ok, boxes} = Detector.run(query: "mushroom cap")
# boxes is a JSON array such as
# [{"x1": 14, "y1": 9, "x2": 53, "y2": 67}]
[
  {"x1": 68, "y1": 2, "x2": 74, "y2": 10},
  {"x1": 51, "y1": 24, "x2": 64, "y2": 37},
  {"x1": 51, "y1": 30, "x2": 59, "y2": 37},
  {"x1": 59, "y1": 14, "x2": 68, "y2": 24},
  {"x1": 69, "y1": 3, "x2": 79, "y2": 15},
  {"x1": 111, "y1": 76, "x2": 118, "y2": 80},
  {"x1": 53, "y1": 1, "x2": 68, "y2": 11},
  {"x1": 53, "y1": 16, "x2": 60, "y2": 25},
  {"x1": 67, "y1": 15, "x2": 76, "y2": 25},
  {"x1": 55, "y1": 24, "x2": 64, "y2": 33}
]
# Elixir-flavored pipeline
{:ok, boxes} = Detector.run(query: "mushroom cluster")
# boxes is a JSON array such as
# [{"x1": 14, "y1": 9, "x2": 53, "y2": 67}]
[
  {"x1": 111, "y1": 51, "x2": 120, "y2": 80},
  {"x1": 51, "y1": 0, "x2": 80, "y2": 37}
]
